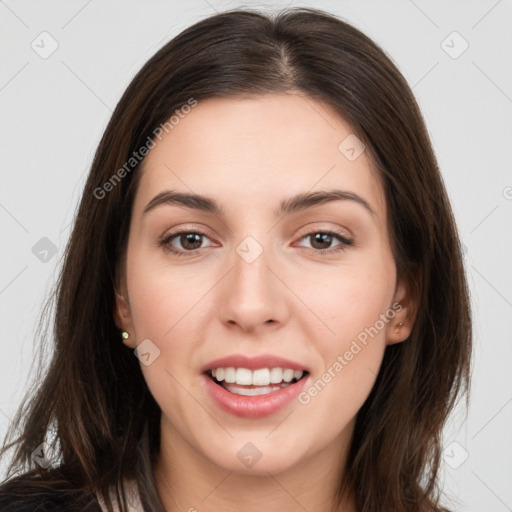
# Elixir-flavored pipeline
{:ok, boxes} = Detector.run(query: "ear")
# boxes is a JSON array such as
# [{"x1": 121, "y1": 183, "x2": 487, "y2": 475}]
[
  {"x1": 114, "y1": 281, "x2": 136, "y2": 349},
  {"x1": 386, "y1": 277, "x2": 417, "y2": 345}
]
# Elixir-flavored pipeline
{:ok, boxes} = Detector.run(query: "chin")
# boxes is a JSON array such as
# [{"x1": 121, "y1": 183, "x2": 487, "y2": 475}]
[{"x1": 204, "y1": 438, "x2": 308, "y2": 476}]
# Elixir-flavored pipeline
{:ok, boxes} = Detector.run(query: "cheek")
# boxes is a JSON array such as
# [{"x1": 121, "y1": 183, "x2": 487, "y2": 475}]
[
  {"x1": 124, "y1": 254, "x2": 201, "y2": 420},
  {"x1": 125, "y1": 247, "x2": 204, "y2": 340},
  {"x1": 302, "y1": 260, "x2": 394, "y2": 406},
  {"x1": 123, "y1": 251, "x2": 201, "y2": 401},
  {"x1": 300, "y1": 259, "x2": 396, "y2": 343},
  {"x1": 297, "y1": 257, "x2": 395, "y2": 407}
]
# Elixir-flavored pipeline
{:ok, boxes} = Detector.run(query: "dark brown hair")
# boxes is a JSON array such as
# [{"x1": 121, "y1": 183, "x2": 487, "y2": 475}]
[{"x1": 0, "y1": 7, "x2": 472, "y2": 512}]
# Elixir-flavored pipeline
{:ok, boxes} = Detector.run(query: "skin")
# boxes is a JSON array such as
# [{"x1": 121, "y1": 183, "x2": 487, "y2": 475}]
[{"x1": 115, "y1": 93, "x2": 415, "y2": 512}]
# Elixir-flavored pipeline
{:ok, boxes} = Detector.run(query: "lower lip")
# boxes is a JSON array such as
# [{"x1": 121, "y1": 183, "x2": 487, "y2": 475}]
[{"x1": 203, "y1": 373, "x2": 308, "y2": 419}]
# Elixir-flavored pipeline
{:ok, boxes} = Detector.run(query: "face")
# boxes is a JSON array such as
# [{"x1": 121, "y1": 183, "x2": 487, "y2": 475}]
[{"x1": 115, "y1": 93, "x2": 413, "y2": 477}]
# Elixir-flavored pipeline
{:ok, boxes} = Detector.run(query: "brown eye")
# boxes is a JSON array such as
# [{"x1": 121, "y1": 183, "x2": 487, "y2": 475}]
[
  {"x1": 160, "y1": 231, "x2": 212, "y2": 256},
  {"x1": 310, "y1": 233, "x2": 335, "y2": 250},
  {"x1": 297, "y1": 230, "x2": 354, "y2": 254},
  {"x1": 177, "y1": 233, "x2": 203, "y2": 250}
]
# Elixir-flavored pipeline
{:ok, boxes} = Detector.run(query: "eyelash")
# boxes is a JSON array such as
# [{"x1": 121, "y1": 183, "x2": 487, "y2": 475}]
[{"x1": 158, "y1": 229, "x2": 354, "y2": 257}]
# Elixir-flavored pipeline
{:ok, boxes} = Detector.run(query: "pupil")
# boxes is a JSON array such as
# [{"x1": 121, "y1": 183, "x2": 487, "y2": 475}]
[
  {"x1": 182, "y1": 233, "x2": 202, "y2": 250},
  {"x1": 311, "y1": 233, "x2": 331, "y2": 249}
]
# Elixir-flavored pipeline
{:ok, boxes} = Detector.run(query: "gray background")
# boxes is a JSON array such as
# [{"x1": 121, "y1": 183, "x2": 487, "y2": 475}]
[{"x1": 1, "y1": 0, "x2": 511, "y2": 510}]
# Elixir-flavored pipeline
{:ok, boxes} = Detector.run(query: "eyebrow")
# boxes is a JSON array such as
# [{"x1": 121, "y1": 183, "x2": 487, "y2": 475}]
[{"x1": 143, "y1": 189, "x2": 376, "y2": 218}]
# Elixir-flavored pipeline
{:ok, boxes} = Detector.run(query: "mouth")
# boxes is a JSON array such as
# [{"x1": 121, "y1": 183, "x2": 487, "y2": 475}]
[{"x1": 205, "y1": 367, "x2": 309, "y2": 396}]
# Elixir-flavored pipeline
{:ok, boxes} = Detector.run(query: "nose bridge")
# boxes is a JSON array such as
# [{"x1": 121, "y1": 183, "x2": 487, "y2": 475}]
[{"x1": 218, "y1": 234, "x2": 288, "y2": 331}]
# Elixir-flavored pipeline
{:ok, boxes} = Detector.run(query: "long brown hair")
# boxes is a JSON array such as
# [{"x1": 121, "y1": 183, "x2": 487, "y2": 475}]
[{"x1": 0, "y1": 7, "x2": 472, "y2": 512}]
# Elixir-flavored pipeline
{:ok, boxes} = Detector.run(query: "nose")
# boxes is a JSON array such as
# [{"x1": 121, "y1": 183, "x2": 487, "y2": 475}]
[{"x1": 217, "y1": 242, "x2": 290, "y2": 334}]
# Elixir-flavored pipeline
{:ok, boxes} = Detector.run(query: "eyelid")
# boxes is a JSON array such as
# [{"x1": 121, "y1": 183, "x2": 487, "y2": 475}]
[
  {"x1": 294, "y1": 223, "x2": 353, "y2": 241},
  {"x1": 160, "y1": 223, "x2": 216, "y2": 241},
  {"x1": 160, "y1": 222, "x2": 352, "y2": 241}
]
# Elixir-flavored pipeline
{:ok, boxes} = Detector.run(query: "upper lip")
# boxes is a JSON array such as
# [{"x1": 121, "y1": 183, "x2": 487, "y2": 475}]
[{"x1": 202, "y1": 354, "x2": 310, "y2": 373}]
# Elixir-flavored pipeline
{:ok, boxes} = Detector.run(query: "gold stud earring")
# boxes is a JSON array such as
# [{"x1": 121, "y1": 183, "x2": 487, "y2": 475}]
[
  {"x1": 121, "y1": 331, "x2": 130, "y2": 340},
  {"x1": 393, "y1": 322, "x2": 404, "y2": 334}
]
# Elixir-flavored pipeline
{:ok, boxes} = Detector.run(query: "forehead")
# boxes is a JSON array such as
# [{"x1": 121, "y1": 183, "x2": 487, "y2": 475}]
[{"x1": 134, "y1": 94, "x2": 386, "y2": 222}]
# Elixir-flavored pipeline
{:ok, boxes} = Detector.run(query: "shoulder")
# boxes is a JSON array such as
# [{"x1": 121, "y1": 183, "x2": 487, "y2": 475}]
[{"x1": 0, "y1": 467, "x2": 102, "y2": 512}]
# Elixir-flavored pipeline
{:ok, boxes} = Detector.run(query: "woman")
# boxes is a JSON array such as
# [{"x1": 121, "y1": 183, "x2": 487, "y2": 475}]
[{"x1": 0, "y1": 7, "x2": 472, "y2": 512}]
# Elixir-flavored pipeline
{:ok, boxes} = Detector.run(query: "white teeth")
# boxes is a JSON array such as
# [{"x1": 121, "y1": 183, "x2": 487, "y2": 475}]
[
  {"x1": 282, "y1": 369, "x2": 294, "y2": 382},
  {"x1": 209, "y1": 366, "x2": 305, "y2": 387},
  {"x1": 235, "y1": 368, "x2": 253, "y2": 385},
  {"x1": 253, "y1": 368, "x2": 270, "y2": 386},
  {"x1": 269, "y1": 367, "x2": 282, "y2": 384},
  {"x1": 224, "y1": 367, "x2": 236, "y2": 383}
]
